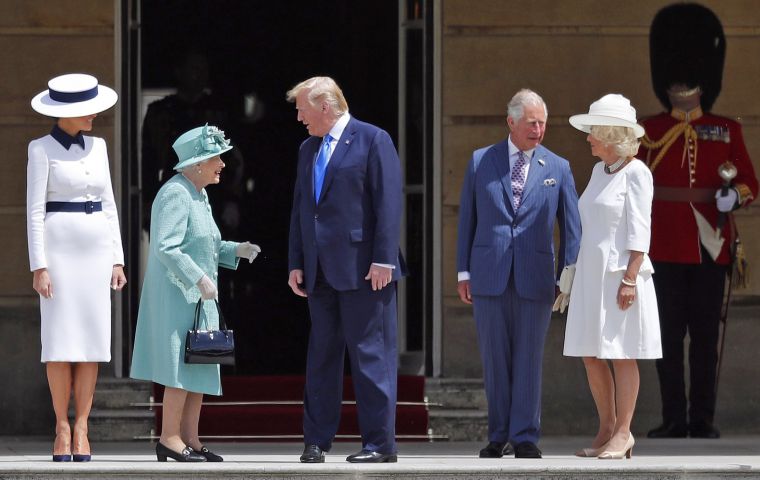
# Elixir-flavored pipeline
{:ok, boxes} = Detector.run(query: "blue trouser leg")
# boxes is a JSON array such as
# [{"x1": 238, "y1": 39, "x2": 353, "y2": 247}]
[
  {"x1": 473, "y1": 292, "x2": 512, "y2": 444},
  {"x1": 341, "y1": 282, "x2": 398, "y2": 454},
  {"x1": 473, "y1": 279, "x2": 552, "y2": 446},
  {"x1": 303, "y1": 270, "x2": 346, "y2": 451}
]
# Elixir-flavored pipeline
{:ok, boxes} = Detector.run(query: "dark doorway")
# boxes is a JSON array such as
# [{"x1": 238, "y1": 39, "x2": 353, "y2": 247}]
[{"x1": 136, "y1": 1, "x2": 399, "y2": 374}]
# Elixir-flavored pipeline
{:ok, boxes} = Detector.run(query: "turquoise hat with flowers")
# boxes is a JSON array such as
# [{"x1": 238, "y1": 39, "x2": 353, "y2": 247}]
[{"x1": 172, "y1": 124, "x2": 233, "y2": 171}]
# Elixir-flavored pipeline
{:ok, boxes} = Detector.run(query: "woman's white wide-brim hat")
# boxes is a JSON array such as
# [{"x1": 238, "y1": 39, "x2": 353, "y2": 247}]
[
  {"x1": 569, "y1": 93, "x2": 645, "y2": 138},
  {"x1": 31, "y1": 73, "x2": 118, "y2": 118}
]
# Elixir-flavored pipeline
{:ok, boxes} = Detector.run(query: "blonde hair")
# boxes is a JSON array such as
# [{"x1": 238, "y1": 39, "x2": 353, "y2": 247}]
[
  {"x1": 286, "y1": 76, "x2": 349, "y2": 116},
  {"x1": 589, "y1": 125, "x2": 640, "y2": 158}
]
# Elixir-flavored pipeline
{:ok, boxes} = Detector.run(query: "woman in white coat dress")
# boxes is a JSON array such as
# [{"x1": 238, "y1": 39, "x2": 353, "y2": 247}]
[
  {"x1": 563, "y1": 95, "x2": 661, "y2": 460},
  {"x1": 27, "y1": 74, "x2": 126, "y2": 462}
]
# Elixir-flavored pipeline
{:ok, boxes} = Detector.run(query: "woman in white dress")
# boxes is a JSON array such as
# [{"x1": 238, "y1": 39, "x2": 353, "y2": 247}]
[
  {"x1": 563, "y1": 94, "x2": 661, "y2": 459},
  {"x1": 27, "y1": 74, "x2": 127, "y2": 462}
]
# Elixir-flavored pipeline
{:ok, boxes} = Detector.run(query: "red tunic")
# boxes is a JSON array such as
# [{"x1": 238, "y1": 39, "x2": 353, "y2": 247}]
[{"x1": 639, "y1": 109, "x2": 758, "y2": 265}]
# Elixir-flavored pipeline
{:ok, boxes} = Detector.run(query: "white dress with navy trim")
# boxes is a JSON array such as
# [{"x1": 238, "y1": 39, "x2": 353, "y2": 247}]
[{"x1": 26, "y1": 134, "x2": 124, "y2": 362}]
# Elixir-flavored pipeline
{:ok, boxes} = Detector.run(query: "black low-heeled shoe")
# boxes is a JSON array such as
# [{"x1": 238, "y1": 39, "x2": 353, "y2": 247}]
[
  {"x1": 155, "y1": 442, "x2": 206, "y2": 462},
  {"x1": 196, "y1": 446, "x2": 223, "y2": 462}
]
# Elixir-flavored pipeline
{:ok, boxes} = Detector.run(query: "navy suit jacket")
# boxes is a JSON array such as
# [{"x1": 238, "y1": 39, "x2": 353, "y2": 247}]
[
  {"x1": 456, "y1": 140, "x2": 581, "y2": 302},
  {"x1": 289, "y1": 116, "x2": 404, "y2": 293}
]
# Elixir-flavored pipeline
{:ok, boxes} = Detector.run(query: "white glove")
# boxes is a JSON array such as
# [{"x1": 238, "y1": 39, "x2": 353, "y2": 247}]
[
  {"x1": 236, "y1": 242, "x2": 261, "y2": 263},
  {"x1": 197, "y1": 275, "x2": 218, "y2": 300},
  {"x1": 552, "y1": 293, "x2": 570, "y2": 313},
  {"x1": 715, "y1": 188, "x2": 738, "y2": 213},
  {"x1": 552, "y1": 264, "x2": 576, "y2": 313},
  {"x1": 559, "y1": 264, "x2": 576, "y2": 294}
]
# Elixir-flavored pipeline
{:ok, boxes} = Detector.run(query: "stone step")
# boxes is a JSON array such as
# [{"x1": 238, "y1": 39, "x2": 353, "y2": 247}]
[
  {"x1": 91, "y1": 378, "x2": 153, "y2": 410},
  {"x1": 87, "y1": 408, "x2": 155, "y2": 441},
  {"x1": 428, "y1": 408, "x2": 487, "y2": 441},
  {"x1": 424, "y1": 378, "x2": 486, "y2": 409}
]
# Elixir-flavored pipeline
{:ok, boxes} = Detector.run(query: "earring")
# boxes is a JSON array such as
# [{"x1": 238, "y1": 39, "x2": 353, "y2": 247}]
[{"x1": 197, "y1": 168, "x2": 202, "y2": 174}]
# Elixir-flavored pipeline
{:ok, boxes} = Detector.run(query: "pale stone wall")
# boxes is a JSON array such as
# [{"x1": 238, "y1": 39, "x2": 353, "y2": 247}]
[{"x1": 440, "y1": 0, "x2": 760, "y2": 376}]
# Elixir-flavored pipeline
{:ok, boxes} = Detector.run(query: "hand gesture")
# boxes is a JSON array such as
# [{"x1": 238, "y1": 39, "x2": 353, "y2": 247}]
[
  {"x1": 111, "y1": 265, "x2": 127, "y2": 290},
  {"x1": 236, "y1": 241, "x2": 262, "y2": 263},
  {"x1": 365, "y1": 264, "x2": 392, "y2": 291},
  {"x1": 288, "y1": 269, "x2": 307, "y2": 297},
  {"x1": 197, "y1": 275, "x2": 218, "y2": 300},
  {"x1": 33, "y1": 268, "x2": 53, "y2": 299},
  {"x1": 457, "y1": 280, "x2": 472, "y2": 305}
]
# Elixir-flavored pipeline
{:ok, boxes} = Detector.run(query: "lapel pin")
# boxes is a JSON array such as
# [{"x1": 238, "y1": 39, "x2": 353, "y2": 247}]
[
  {"x1": 345, "y1": 140, "x2": 351, "y2": 145},
  {"x1": 538, "y1": 158, "x2": 545, "y2": 166}
]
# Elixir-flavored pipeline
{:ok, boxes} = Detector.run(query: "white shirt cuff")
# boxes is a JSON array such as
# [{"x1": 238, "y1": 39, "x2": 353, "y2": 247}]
[{"x1": 458, "y1": 271, "x2": 470, "y2": 282}]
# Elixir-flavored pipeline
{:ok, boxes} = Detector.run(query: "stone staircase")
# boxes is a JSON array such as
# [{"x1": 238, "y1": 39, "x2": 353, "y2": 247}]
[
  {"x1": 78, "y1": 377, "x2": 154, "y2": 441},
  {"x1": 425, "y1": 378, "x2": 487, "y2": 441}
]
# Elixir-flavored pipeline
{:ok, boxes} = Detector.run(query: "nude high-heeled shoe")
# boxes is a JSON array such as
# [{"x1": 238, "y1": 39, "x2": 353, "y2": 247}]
[
  {"x1": 574, "y1": 445, "x2": 607, "y2": 457},
  {"x1": 598, "y1": 433, "x2": 634, "y2": 459}
]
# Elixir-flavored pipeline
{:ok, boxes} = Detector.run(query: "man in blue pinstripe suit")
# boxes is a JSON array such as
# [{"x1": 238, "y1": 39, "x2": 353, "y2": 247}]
[{"x1": 457, "y1": 89, "x2": 581, "y2": 458}]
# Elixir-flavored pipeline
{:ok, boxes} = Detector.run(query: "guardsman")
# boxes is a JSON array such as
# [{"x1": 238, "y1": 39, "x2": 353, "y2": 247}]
[{"x1": 640, "y1": 3, "x2": 758, "y2": 439}]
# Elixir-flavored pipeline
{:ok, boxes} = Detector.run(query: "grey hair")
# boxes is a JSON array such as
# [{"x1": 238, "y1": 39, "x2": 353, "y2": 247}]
[
  {"x1": 286, "y1": 76, "x2": 349, "y2": 116},
  {"x1": 590, "y1": 125, "x2": 640, "y2": 158},
  {"x1": 507, "y1": 89, "x2": 548, "y2": 121}
]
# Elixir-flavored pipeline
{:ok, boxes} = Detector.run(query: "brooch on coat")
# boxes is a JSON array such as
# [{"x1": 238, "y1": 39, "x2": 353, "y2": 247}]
[{"x1": 543, "y1": 178, "x2": 557, "y2": 186}]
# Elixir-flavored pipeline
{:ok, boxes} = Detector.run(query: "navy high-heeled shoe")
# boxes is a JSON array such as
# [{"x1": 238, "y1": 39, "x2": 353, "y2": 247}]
[
  {"x1": 73, "y1": 454, "x2": 91, "y2": 462},
  {"x1": 52, "y1": 454, "x2": 72, "y2": 462}
]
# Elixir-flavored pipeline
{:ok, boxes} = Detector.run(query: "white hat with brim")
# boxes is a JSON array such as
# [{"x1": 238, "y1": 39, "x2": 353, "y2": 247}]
[
  {"x1": 31, "y1": 73, "x2": 118, "y2": 118},
  {"x1": 569, "y1": 93, "x2": 645, "y2": 138},
  {"x1": 172, "y1": 124, "x2": 234, "y2": 171}
]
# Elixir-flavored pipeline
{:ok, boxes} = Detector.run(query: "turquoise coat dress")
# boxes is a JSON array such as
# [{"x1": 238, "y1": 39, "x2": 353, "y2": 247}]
[{"x1": 130, "y1": 174, "x2": 239, "y2": 395}]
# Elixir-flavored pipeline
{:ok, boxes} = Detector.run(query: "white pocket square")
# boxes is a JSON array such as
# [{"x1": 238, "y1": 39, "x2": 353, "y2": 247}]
[{"x1": 543, "y1": 178, "x2": 557, "y2": 186}]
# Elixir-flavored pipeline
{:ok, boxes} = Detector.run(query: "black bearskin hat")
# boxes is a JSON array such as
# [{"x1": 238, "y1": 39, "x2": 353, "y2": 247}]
[{"x1": 650, "y1": 3, "x2": 725, "y2": 112}]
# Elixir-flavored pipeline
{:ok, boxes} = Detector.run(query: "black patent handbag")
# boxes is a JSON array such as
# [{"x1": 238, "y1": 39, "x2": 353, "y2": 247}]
[{"x1": 184, "y1": 299, "x2": 235, "y2": 366}]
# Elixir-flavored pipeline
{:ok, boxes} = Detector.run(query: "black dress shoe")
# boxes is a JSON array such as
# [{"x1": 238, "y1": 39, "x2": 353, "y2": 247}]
[
  {"x1": 346, "y1": 449, "x2": 397, "y2": 463},
  {"x1": 478, "y1": 441, "x2": 513, "y2": 458},
  {"x1": 689, "y1": 422, "x2": 720, "y2": 439},
  {"x1": 155, "y1": 442, "x2": 206, "y2": 462},
  {"x1": 514, "y1": 441, "x2": 542, "y2": 458},
  {"x1": 195, "y1": 446, "x2": 223, "y2": 462},
  {"x1": 300, "y1": 444, "x2": 326, "y2": 463},
  {"x1": 647, "y1": 422, "x2": 688, "y2": 438}
]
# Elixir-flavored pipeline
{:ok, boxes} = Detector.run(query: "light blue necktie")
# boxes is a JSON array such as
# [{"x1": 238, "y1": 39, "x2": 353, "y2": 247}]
[{"x1": 313, "y1": 134, "x2": 333, "y2": 203}]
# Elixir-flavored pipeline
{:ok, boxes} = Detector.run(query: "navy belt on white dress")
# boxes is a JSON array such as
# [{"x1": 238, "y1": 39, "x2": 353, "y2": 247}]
[{"x1": 46, "y1": 201, "x2": 102, "y2": 214}]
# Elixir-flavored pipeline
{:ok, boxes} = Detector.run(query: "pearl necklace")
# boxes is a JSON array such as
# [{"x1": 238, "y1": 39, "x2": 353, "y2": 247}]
[{"x1": 604, "y1": 157, "x2": 626, "y2": 174}]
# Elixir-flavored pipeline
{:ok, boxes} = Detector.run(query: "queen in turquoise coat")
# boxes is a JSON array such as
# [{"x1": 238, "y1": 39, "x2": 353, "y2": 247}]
[{"x1": 130, "y1": 125, "x2": 260, "y2": 462}]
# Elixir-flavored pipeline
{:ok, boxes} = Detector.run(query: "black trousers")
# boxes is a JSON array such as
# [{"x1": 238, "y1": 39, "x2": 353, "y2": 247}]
[{"x1": 652, "y1": 253, "x2": 727, "y2": 427}]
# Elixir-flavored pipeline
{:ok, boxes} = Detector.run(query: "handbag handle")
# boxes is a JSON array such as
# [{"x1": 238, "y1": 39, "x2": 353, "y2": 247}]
[{"x1": 192, "y1": 299, "x2": 228, "y2": 332}]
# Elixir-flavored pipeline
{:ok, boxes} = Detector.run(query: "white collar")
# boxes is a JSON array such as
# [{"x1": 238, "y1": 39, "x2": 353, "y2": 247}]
[
  {"x1": 327, "y1": 112, "x2": 350, "y2": 141},
  {"x1": 507, "y1": 136, "x2": 536, "y2": 159}
]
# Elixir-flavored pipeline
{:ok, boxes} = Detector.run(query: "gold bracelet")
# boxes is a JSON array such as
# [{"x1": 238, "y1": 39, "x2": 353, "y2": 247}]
[{"x1": 621, "y1": 277, "x2": 637, "y2": 287}]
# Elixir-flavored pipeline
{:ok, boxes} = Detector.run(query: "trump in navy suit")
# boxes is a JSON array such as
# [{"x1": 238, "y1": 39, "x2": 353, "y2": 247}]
[
  {"x1": 286, "y1": 77, "x2": 403, "y2": 464},
  {"x1": 457, "y1": 89, "x2": 581, "y2": 458}
]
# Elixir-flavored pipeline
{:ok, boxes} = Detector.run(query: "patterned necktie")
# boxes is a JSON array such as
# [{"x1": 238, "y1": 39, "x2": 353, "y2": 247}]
[
  {"x1": 511, "y1": 150, "x2": 528, "y2": 210},
  {"x1": 313, "y1": 134, "x2": 333, "y2": 203}
]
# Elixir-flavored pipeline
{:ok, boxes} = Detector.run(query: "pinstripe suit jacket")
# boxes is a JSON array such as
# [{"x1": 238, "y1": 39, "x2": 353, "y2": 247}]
[{"x1": 456, "y1": 139, "x2": 581, "y2": 302}]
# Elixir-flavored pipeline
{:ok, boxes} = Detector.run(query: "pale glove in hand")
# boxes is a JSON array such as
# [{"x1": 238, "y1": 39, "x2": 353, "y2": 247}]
[
  {"x1": 552, "y1": 264, "x2": 576, "y2": 313},
  {"x1": 715, "y1": 188, "x2": 738, "y2": 213},
  {"x1": 197, "y1": 275, "x2": 218, "y2": 300},
  {"x1": 236, "y1": 242, "x2": 261, "y2": 263}
]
